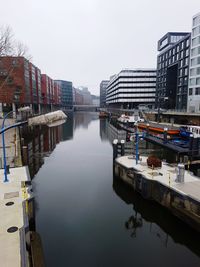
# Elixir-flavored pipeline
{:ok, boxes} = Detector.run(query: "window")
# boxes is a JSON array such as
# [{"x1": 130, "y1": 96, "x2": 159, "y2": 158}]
[
  {"x1": 190, "y1": 78, "x2": 196, "y2": 86},
  {"x1": 192, "y1": 26, "x2": 200, "y2": 37},
  {"x1": 179, "y1": 69, "x2": 183, "y2": 76},
  {"x1": 195, "y1": 88, "x2": 200, "y2": 95},
  {"x1": 197, "y1": 67, "x2": 200, "y2": 75},
  {"x1": 189, "y1": 88, "x2": 193, "y2": 95},
  {"x1": 197, "y1": 77, "x2": 200, "y2": 85},
  {"x1": 191, "y1": 58, "x2": 196, "y2": 66},
  {"x1": 190, "y1": 68, "x2": 196, "y2": 76},
  {"x1": 184, "y1": 68, "x2": 188, "y2": 76}
]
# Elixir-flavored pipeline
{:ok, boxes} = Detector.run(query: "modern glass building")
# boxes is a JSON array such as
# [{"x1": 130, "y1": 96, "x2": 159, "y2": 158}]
[
  {"x1": 100, "y1": 80, "x2": 109, "y2": 107},
  {"x1": 156, "y1": 32, "x2": 191, "y2": 110},
  {"x1": 188, "y1": 12, "x2": 200, "y2": 113},
  {"x1": 54, "y1": 80, "x2": 73, "y2": 109},
  {"x1": 106, "y1": 69, "x2": 156, "y2": 109}
]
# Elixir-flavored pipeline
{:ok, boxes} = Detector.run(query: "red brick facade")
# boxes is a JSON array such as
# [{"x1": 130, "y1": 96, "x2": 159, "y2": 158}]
[{"x1": 0, "y1": 56, "x2": 31, "y2": 106}]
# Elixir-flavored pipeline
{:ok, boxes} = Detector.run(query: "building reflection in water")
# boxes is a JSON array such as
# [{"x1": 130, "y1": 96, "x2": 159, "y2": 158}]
[
  {"x1": 20, "y1": 114, "x2": 75, "y2": 179},
  {"x1": 20, "y1": 112, "x2": 100, "y2": 179},
  {"x1": 74, "y1": 111, "x2": 99, "y2": 130},
  {"x1": 113, "y1": 176, "x2": 200, "y2": 257}
]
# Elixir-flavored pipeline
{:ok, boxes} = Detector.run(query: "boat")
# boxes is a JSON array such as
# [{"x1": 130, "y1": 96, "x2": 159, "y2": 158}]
[
  {"x1": 138, "y1": 123, "x2": 180, "y2": 136},
  {"x1": 117, "y1": 114, "x2": 144, "y2": 125}
]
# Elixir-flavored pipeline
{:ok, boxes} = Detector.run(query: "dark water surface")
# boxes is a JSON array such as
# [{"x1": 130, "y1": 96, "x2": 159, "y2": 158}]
[{"x1": 27, "y1": 112, "x2": 200, "y2": 267}]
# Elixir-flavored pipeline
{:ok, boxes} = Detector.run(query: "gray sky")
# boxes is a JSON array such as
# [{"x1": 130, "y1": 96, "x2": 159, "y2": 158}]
[{"x1": 0, "y1": 0, "x2": 200, "y2": 95}]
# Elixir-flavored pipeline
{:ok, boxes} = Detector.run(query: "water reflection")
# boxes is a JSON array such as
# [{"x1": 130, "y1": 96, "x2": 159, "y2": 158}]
[
  {"x1": 113, "y1": 177, "x2": 200, "y2": 258},
  {"x1": 21, "y1": 112, "x2": 99, "y2": 179},
  {"x1": 21, "y1": 113, "x2": 200, "y2": 267}
]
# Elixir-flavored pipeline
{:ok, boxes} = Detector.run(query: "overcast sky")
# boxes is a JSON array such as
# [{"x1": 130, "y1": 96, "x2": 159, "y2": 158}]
[{"x1": 0, "y1": 0, "x2": 200, "y2": 94}]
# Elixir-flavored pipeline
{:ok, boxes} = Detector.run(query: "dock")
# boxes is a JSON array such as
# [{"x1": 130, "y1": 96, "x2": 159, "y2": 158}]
[
  {"x1": 0, "y1": 166, "x2": 33, "y2": 267},
  {"x1": 114, "y1": 155, "x2": 200, "y2": 232}
]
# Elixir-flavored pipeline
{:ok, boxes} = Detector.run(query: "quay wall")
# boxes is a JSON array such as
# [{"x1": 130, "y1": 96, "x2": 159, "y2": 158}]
[{"x1": 114, "y1": 161, "x2": 200, "y2": 232}]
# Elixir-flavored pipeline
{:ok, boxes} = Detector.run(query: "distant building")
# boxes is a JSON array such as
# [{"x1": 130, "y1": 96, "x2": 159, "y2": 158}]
[
  {"x1": 54, "y1": 80, "x2": 73, "y2": 109},
  {"x1": 41, "y1": 74, "x2": 54, "y2": 112},
  {"x1": 78, "y1": 86, "x2": 92, "y2": 105},
  {"x1": 106, "y1": 69, "x2": 156, "y2": 109},
  {"x1": 100, "y1": 80, "x2": 109, "y2": 107},
  {"x1": 188, "y1": 12, "x2": 200, "y2": 113},
  {"x1": 74, "y1": 87, "x2": 84, "y2": 105},
  {"x1": 91, "y1": 95, "x2": 100, "y2": 106},
  {"x1": 156, "y1": 32, "x2": 191, "y2": 110}
]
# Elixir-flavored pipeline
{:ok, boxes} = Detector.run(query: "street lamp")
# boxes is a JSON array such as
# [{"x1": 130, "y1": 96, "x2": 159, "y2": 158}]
[
  {"x1": 1, "y1": 110, "x2": 67, "y2": 182},
  {"x1": 1, "y1": 107, "x2": 31, "y2": 182}
]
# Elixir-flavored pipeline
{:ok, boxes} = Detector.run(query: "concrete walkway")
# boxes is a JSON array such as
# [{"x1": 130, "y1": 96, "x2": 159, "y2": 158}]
[
  {"x1": 116, "y1": 156, "x2": 200, "y2": 201},
  {"x1": 0, "y1": 166, "x2": 31, "y2": 267}
]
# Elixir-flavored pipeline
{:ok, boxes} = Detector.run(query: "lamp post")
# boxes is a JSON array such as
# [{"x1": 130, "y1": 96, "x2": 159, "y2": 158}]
[
  {"x1": 2, "y1": 111, "x2": 14, "y2": 182},
  {"x1": 135, "y1": 123, "x2": 139, "y2": 165}
]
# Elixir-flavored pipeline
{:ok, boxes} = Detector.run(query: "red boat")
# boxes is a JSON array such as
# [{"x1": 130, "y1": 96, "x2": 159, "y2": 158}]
[{"x1": 138, "y1": 123, "x2": 180, "y2": 135}]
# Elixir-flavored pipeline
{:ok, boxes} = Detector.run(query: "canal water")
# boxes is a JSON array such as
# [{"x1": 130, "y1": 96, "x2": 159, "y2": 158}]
[{"x1": 23, "y1": 112, "x2": 200, "y2": 267}]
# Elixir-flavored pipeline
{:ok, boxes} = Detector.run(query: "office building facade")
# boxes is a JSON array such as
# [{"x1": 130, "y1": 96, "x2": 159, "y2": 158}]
[
  {"x1": 100, "y1": 80, "x2": 109, "y2": 107},
  {"x1": 188, "y1": 12, "x2": 200, "y2": 113},
  {"x1": 106, "y1": 69, "x2": 156, "y2": 109},
  {"x1": 156, "y1": 32, "x2": 191, "y2": 110},
  {"x1": 55, "y1": 80, "x2": 73, "y2": 109}
]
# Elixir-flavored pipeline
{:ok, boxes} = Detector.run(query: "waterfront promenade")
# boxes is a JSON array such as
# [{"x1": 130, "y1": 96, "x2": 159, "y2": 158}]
[{"x1": 0, "y1": 166, "x2": 31, "y2": 266}]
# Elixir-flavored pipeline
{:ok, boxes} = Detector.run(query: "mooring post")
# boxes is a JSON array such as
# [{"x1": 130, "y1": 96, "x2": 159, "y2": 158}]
[
  {"x1": 146, "y1": 123, "x2": 150, "y2": 137},
  {"x1": 121, "y1": 140, "x2": 125, "y2": 156},
  {"x1": 189, "y1": 134, "x2": 194, "y2": 157},
  {"x1": 163, "y1": 127, "x2": 168, "y2": 144},
  {"x1": 113, "y1": 139, "x2": 118, "y2": 162}
]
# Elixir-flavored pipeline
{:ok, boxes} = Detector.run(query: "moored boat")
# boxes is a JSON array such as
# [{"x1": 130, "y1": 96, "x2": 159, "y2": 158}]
[
  {"x1": 138, "y1": 123, "x2": 180, "y2": 135},
  {"x1": 117, "y1": 114, "x2": 144, "y2": 125}
]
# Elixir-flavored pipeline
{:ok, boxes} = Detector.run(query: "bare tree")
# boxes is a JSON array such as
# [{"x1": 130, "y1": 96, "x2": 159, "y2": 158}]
[
  {"x1": 0, "y1": 25, "x2": 14, "y2": 56},
  {"x1": 0, "y1": 25, "x2": 32, "y2": 60},
  {"x1": 14, "y1": 41, "x2": 32, "y2": 60}
]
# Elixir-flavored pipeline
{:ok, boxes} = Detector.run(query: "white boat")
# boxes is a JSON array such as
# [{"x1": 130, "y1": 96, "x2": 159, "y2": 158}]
[{"x1": 117, "y1": 114, "x2": 144, "y2": 124}]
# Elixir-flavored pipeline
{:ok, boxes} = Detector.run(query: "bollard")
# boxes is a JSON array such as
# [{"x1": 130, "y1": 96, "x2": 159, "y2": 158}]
[
  {"x1": 176, "y1": 163, "x2": 185, "y2": 183},
  {"x1": 146, "y1": 123, "x2": 150, "y2": 137},
  {"x1": 120, "y1": 140, "x2": 125, "y2": 156},
  {"x1": 113, "y1": 139, "x2": 118, "y2": 162},
  {"x1": 163, "y1": 127, "x2": 168, "y2": 143},
  {"x1": 189, "y1": 134, "x2": 194, "y2": 156}
]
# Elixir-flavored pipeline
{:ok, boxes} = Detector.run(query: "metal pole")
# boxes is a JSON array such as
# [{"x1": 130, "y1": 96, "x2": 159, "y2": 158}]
[
  {"x1": 2, "y1": 111, "x2": 13, "y2": 182},
  {"x1": 135, "y1": 124, "x2": 139, "y2": 165}
]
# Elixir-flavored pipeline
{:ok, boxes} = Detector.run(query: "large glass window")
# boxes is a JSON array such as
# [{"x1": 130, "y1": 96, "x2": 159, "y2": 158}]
[{"x1": 197, "y1": 77, "x2": 200, "y2": 85}]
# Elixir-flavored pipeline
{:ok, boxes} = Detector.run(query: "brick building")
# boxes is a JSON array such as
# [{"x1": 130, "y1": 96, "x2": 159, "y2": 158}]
[{"x1": 0, "y1": 56, "x2": 31, "y2": 114}]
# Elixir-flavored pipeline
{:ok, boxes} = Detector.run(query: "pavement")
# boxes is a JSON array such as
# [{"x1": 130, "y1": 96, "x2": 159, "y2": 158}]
[
  {"x1": 0, "y1": 166, "x2": 31, "y2": 267},
  {"x1": 116, "y1": 155, "x2": 200, "y2": 202}
]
